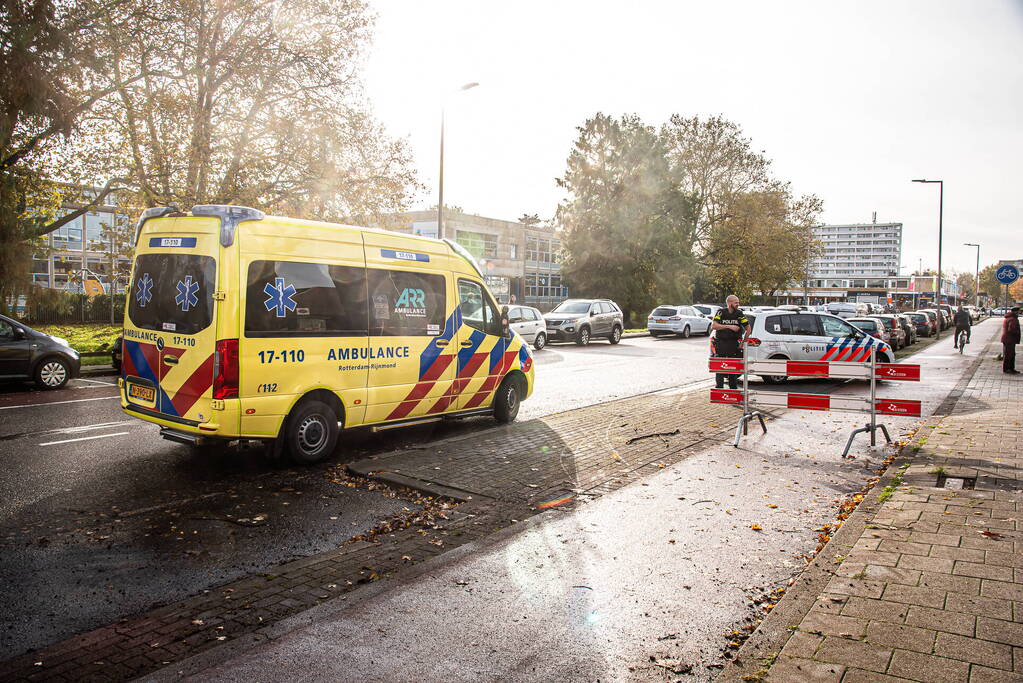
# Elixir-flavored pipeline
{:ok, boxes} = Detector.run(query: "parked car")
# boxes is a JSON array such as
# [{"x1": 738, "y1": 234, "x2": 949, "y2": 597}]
[
  {"x1": 692, "y1": 303, "x2": 722, "y2": 318},
  {"x1": 896, "y1": 314, "x2": 917, "y2": 345},
  {"x1": 919, "y1": 308, "x2": 945, "y2": 332},
  {"x1": 112, "y1": 334, "x2": 123, "y2": 372},
  {"x1": 543, "y1": 298, "x2": 624, "y2": 346},
  {"x1": 747, "y1": 310, "x2": 893, "y2": 384},
  {"x1": 825, "y1": 302, "x2": 868, "y2": 319},
  {"x1": 646, "y1": 305, "x2": 712, "y2": 338},
  {"x1": 0, "y1": 313, "x2": 81, "y2": 389},
  {"x1": 869, "y1": 314, "x2": 907, "y2": 350},
  {"x1": 847, "y1": 317, "x2": 890, "y2": 345},
  {"x1": 508, "y1": 305, "x2": 548, "y2": 350},
  {"x1": 905, "y1": 312, "x2": 933, "y2": 337}
]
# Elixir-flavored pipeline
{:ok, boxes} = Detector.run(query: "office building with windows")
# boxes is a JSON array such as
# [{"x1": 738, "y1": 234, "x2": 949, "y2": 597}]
[
  {"x1": 31, "y1": 194, "x2": 133, "y2": 293},
  {"x1": 382, "y1": 210, "x2": 568, "y2": 309}
]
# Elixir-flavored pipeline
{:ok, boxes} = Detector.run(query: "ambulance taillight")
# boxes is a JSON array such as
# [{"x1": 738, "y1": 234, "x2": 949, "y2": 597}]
[{"x1": 213, "y1": 338, "x2": 239, "y2": 399}]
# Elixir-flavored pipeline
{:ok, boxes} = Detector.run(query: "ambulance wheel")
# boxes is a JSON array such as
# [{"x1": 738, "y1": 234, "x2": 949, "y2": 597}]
[
  {"x1": 284, "y1": 400, "x2": 339, "y2": 465},
  {"x1": 533, "y1": 332, "x2": 547, "y2": 351},
  {"x1": 608, "y1": 326, "x2": 622, "y2": 344},
  {"x1": 678, "y1": 325, "x2": 691, "y2": 339},
  {"x1": 493, "y1": 376, "x2": 521, "y2": 424},
  {"x1": 575, "y1": 327, "x2": 591, "y2": 346}
]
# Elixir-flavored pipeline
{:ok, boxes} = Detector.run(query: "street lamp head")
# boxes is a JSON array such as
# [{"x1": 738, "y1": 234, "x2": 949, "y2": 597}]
[
  {"x1": 964, "y1": 243, "x2": 979, "y2": 247},
  {"x1": 912, "y1": 179, "x2": 928, "y2": 183},
  {"x1": 460, "y1": 82, "x2": 480, "y2": 91}
]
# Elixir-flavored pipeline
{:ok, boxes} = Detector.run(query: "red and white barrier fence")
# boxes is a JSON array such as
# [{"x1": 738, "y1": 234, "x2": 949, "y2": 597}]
[
  {"x1": 709, "y1": 388, "x2": 922, "y2": 417},
  {"x1": 709, "y1": 348, "x2": 923, "y2": 457},
  {"x1": 708, "y1": 358, "x2": 921, "y2": 382}
]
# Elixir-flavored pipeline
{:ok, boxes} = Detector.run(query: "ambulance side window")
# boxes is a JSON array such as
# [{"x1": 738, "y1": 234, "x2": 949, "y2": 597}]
[
  {"x1": 367, "y1": 269, "x2": 446, "y2": 336},
  {"x1": 245, "y1": 261, "x2": 367, "y2": 337},
  {"x1": 458, "y1": 280, "x2": 501, "y2": 336}
]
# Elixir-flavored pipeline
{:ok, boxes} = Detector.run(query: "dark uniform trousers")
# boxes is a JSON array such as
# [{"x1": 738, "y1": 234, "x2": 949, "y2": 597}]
[{"x1": 715, "y1": 341, "x2": 741, "y2": 390}]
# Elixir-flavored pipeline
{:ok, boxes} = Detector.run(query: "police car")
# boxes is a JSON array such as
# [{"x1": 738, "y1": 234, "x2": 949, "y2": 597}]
[{"x1": 744, "y1": 310, "x2": 894, "y2": 384}]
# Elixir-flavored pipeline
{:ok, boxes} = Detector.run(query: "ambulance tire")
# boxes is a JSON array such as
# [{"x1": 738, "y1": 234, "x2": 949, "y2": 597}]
[
  {"x1": 493, "y1": 375, "x2": 522, "y2": 424},
  {"x1": 678, "y1": 326, "x2": 691, "y2": 339},
  {"x1": 284, "y1": 400, "x2": 339, "y2": 465}
]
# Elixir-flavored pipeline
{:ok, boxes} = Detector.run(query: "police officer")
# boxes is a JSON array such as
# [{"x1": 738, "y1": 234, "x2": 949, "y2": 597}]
[{"x1": 712, "y1": 295, "x2": 751, "y2": 389}]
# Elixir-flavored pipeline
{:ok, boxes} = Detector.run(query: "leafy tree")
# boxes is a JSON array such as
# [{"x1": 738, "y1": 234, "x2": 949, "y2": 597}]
[
  {"x1": 518, "y1": 213, "x2": 541, "y2": 226},
  {"x1": 704, "y1": 190, "x2": 821, "y2": 301},
  {"x1": 0, "y1": 0, "x2": 139, "y2": 309},
  {"x1": 555, "y1": 113, "x2": 697, "y2": 324},
  {"x1": 956, "y1": 271, "x2": 976, "y2": 303},
  {"x1": 979, "y1": 264, "x2": 1002, "y2": 301},
  {"x1": 661, "y1": 114, "x2": 781, "y2": 252},
  {"x1": 81, "y1": 0, "x2": 418, "y2": 225}
]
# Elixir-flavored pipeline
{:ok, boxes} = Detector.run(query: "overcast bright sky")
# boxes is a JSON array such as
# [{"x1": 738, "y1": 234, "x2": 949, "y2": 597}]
[{"x1": 363, "y1": 0, "x2": 1022, "y2": 276}]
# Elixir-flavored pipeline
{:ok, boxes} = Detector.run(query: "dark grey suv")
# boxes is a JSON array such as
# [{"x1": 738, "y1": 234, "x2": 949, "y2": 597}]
[
  {"x1": 542, "y1": 299, "x2": 624, "y2": 346},
  {"x1": 0, "y1": 314, "x2": 81, "y2": 389}
]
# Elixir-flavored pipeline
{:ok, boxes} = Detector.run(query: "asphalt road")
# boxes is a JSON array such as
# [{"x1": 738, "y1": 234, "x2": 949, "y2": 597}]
[
  {"x1": 0, "y1": 330, "x2": 938, "y2": 661},
  {"x1": 0, "y1": 333, "x2": 716, "y2": 660}
]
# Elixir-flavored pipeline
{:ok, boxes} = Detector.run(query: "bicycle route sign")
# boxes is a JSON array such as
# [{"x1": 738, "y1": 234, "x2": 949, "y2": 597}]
[{"x1": 996, "y1": 264, "x2": 1020, "y2": 285}]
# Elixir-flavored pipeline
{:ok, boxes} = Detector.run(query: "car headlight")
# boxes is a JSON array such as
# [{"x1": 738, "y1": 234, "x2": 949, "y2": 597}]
[{"x1": 50, "y1": 335, "x2": 70, "y2": 347}]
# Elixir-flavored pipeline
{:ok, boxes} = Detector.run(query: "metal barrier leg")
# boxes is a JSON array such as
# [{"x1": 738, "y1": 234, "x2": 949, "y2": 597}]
[
  {"x1": 878, "y1": 423, "x2": 892, "y2": 443},
  {"x1": 842, "y1": 424, "x2": 871, "y2": 458}
]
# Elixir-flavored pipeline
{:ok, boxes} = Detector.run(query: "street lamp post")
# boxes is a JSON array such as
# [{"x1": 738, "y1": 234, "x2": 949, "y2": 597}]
[
  {"x1": 912, "y1": 179, "x2": 943, "y2": 339},
  {"x1": 437, "y1": 82, "x2": 479, "y2": 241},
  {"x1": 964, "y1": 242, "x2": 980, "y2": 309}
]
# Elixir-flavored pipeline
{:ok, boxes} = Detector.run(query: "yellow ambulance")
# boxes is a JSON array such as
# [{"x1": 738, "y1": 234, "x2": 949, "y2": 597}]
[{"x1": 119, "y1": 205, "x2": 534, "y2": 463}]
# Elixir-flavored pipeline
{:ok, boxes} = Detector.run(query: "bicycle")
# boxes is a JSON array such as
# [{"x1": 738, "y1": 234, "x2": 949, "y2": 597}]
[{"x1": 956, "y1": 328, "x2": 969, "y2": 354}]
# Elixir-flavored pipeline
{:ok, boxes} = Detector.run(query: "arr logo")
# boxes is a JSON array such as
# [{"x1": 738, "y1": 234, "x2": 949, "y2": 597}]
[{"x1": 395, "y1": 288, "x2": 426, "y2": 308}]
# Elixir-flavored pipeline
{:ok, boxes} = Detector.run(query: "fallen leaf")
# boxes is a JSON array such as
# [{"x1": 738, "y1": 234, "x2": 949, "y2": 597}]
[{"x1": 751, "y1": 524, "x2": 763, "y2": 531}]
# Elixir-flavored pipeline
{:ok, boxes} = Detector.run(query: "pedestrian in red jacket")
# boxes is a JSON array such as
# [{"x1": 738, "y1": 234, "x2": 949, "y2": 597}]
[{"x1": 1002, "y1": 307, "x2": 1021, "y2": 374}]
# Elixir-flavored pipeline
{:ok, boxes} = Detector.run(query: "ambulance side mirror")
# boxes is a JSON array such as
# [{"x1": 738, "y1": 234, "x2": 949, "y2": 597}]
[{"x1": 501, "y1": 305, "x2": 511, "y2": 338}]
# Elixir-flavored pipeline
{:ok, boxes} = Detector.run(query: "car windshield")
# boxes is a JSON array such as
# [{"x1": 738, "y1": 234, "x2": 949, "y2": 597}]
[
  {"x1": 693, "y1": 305, "x2": 712, "y2": 315},
  {"x1": 551, "y1": 301, "x2": 591, "y2": 314}
]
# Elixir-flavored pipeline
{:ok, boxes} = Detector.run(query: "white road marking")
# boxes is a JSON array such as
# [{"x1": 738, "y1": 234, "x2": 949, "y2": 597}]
[
  {"x1": 50, "y1": 421, "x2": 134, "y2": 435},
  {"x1": 0, "y1": 395, "x2": 119, "y2": 410},
  {"x1": 76, "y1": 378, "x2": 117, "y2": 386},
  {"x1": 39, "y1": 431, "x2": 130, "y2": 446}
]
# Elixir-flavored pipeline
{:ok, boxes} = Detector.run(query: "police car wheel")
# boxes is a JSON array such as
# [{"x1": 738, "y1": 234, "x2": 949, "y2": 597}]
[
  {"x1": 285, "y1": 400, "x2": 339, "y2": 465},
  {"x1": 493, "y1": 376, "x2": 521, "y2": 423},
  {"x1": 608, "y1": 326, "x2": 622, "y2": 344},
  {"x1": 763, "y1": 356, "x2": 788, "y2": 384},
  {"x1": 533, "y1": 332, "x2": 546, "y2": 351},
  {"x1": 575, "y1": 328, "x2": 590, "y2": 346}
]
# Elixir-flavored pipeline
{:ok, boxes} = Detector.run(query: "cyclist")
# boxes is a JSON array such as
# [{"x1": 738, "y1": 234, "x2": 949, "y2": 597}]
[{"x1": 953, "y1": 305, "x2": 971, "y2": 350}]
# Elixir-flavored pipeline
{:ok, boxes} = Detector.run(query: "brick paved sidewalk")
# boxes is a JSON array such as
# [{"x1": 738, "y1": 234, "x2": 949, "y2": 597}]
[{"x1": 764, "y1": 333, "x2": 1023, "y2": 682}]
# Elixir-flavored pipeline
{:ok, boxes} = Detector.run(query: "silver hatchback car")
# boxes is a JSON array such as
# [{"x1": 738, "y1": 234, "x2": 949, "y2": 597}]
[{"x1": 508, "y1": 305, "x2": 548, "y2": 350}]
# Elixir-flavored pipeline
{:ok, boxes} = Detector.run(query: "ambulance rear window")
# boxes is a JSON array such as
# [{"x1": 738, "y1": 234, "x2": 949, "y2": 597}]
[{"x1": 127, "y1": 254, "x2": 215, "y2": 335}]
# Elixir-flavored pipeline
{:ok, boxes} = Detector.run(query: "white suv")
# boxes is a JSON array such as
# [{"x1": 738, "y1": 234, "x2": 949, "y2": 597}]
[{"x1": 748, "y1": 310, "x2": 894, "y2": 384}]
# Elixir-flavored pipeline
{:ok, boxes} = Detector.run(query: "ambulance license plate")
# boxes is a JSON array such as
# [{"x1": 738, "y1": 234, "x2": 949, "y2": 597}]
[
  {"x1": 129, "y1": 384, "x2": 155, "y2": 402},
  {"x1": 656, "y1": 319, "x2": 667, "y2": 323}
]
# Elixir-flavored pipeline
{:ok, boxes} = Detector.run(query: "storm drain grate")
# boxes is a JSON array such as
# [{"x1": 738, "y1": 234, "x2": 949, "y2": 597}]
[{"x1": 936, "y1": 474, "x2": 976, "y2": 490}]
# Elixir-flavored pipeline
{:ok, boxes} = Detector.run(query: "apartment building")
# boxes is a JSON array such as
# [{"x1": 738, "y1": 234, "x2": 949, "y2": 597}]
[{"x1": 811, "y1": 221, "x2": 902, "y2": 278}]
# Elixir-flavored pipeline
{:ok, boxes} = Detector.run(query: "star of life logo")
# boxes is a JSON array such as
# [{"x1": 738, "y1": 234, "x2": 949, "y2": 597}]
[
  {"x1": 175, "y1": 276, "x2": 199, "y2": 312},
  {"x1": 263, "y1": 277, "x2": 297, "y2": 318},
  {"x1": 136, "y1": 273, "x2": 154, "y2": 307}
]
